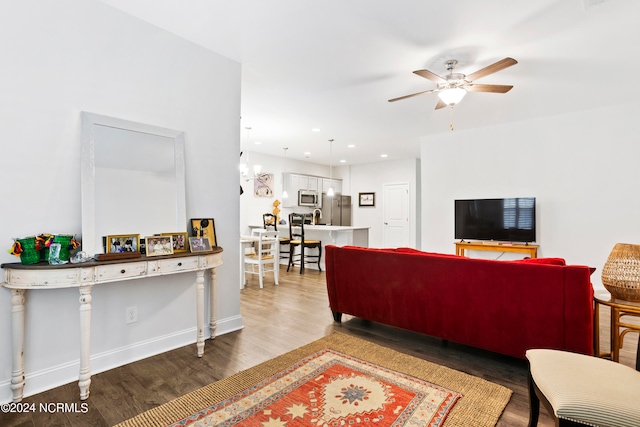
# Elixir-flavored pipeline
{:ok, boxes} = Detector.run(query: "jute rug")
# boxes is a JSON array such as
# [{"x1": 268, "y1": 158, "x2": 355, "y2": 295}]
[{"x1": 116, "y1": 332, "x2": 512, "y2": 427}]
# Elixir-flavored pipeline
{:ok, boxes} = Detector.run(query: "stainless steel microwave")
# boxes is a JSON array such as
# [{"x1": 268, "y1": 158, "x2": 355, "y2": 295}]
[{"x1": 298, "y1": 190, "x2": 319, "y2": 206}]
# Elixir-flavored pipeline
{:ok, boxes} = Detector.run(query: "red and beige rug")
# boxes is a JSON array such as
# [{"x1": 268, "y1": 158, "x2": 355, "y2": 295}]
[
  {"x1": 172, "y1": 348, "x2": 460, "y2": 426},
  {"x1": 116, "y1": 332, "x2": 511, "y2": 427}
]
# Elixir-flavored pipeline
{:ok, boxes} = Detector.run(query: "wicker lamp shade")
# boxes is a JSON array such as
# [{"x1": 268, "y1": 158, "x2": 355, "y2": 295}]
[{"x1": 601, "y1": 243, "x2": 640, "y2": 302}]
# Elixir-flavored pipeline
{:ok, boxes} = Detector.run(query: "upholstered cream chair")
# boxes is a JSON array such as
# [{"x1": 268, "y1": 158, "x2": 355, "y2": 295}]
[
  {"x1": 243, "y1": 230, "x2": 279, "y2": 288},
  {"x1": 526, "y1": 349, "x2": 640, "y2": 427}
]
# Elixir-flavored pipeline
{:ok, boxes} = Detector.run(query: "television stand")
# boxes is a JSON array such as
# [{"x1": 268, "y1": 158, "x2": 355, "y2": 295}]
[{"x1": 455, "y1": 241, "x2": 538, "y2": 258}]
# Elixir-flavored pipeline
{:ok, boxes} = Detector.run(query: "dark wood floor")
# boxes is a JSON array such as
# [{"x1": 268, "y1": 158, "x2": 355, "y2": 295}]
[{"x1": 2, "y1": 266, "x2": 637, "y2": 427}]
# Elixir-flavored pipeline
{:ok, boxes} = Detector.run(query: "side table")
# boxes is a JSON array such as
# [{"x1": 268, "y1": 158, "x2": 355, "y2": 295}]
[
  {"x1": 593, "y1": 289, "x2": 640, "y2": 370},
  {"x1": 454, "y1": 241, "x2": 538, "y2": 258}
]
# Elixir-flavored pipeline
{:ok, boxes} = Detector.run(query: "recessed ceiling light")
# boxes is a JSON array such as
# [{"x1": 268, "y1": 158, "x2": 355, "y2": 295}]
[
  {"x1": 254, "y1": 141, "x2": 261, "y2": 145},
  {"x1": 304, "y1": 151, "x2": 311, "y2": 155},
  {"x1": 340, "y1": 159, "x2": 346, "y2": 163},
  {"x1": 380, "y1": 154, "x2": 388, "y2": 158},
  {"x1": 347, "y1": 144, "x2": 355, "y2": 148},
  {"x1": 312, "y1": 128, "x2": 320, "y2": 132}
]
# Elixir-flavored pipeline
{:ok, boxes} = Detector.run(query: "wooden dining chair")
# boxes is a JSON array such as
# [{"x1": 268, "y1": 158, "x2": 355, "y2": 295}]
[
  {"x1": 263, "y1": 213, "x2": 290, "y2": 260},
  {"x1": 243, "y1": 230, "x2": 279, "y2": 288},
  {"x1": 287, "y1": 213, "x2": 322, "y2": 274}
]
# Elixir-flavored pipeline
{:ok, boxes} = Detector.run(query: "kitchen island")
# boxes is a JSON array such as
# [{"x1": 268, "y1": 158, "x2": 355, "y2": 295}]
[
  {"x1": 247, "y1": 224, "x2": 369, "y2": 271},
  {"x1": 296, "y1": 225, "x2": 369, "y2": 271}
]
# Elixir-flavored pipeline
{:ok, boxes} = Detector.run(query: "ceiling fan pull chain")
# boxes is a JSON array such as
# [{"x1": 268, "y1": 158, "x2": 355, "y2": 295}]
[{"x1": 449, "y1": 106, "x2": 455, "y2": 131}]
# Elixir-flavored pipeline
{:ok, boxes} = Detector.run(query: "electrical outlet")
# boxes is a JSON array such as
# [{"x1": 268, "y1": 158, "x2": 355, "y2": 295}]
[{"x1": 126, "y1": 306, "x2": 138, "y2": 324}]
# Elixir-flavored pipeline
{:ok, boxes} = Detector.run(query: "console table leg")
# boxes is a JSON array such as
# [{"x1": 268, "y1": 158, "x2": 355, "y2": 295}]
[
  {"x1": 78, "y1": 285, "x2": 93, "y2": 400},
  {"x1": 196, "y1": 270, "x2": 205, "y2": 357},
  {"x1": 10, "y1": 289, "x2": 26, "y2": 402},
  {"x1": 209, "y1": 268, "x2": 217, "y2": 339}
]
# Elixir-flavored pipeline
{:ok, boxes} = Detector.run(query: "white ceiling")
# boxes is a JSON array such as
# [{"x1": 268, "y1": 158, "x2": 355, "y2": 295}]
[{"x1": 99, "y1": 0, "x2": 640, "y2": 166}]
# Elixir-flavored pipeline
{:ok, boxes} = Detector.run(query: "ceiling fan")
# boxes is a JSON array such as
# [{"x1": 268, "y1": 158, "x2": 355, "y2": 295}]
[{"x1": 388, "y1": 57, "x2": 518, "y2": 109}]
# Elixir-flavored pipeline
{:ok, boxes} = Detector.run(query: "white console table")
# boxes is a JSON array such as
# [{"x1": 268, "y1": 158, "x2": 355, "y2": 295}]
[{"x1": 1, "y1": 248, "x2": 223, "y2": 403}]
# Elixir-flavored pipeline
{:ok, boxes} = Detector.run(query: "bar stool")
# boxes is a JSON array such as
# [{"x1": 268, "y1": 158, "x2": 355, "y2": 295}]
[
  {"x1": 287, "y1": 212, "x2": 322, "y2": 274},
  {"x1": 263, "y1": 213, "x2": 290, "y2": 260}
]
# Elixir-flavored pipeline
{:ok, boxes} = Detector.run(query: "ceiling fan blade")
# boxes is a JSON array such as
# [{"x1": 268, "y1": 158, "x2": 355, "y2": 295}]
[
  {"x1": 413, "y1": 69, "x2": 447, "y2": 84},
  {"x1": 466, "y1": 57, "x2": 518, "y2": 82},
  {"x1": 435, "y1": 99, "x2": 448, "y2": 110},
  {"x1": 388, "y1": 89, "x2": 437, "y2": 103},
  {"x1": 466, "y1": 84, "x2": 514, "y2": 93}
]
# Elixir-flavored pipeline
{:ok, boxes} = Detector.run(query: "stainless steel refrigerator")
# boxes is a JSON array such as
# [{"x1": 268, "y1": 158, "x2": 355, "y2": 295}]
[{"x1": 320, "y1": 193, "x2": 351, "y2": 226}]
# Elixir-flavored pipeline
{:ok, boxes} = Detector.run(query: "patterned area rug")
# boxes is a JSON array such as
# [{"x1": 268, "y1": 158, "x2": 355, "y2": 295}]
[
  {"x1": 172, "y1": 349, "x2": 460, "y2": 426},
  {"x1": 116, "y1": 332, "x2": 512, "y2": 427}
]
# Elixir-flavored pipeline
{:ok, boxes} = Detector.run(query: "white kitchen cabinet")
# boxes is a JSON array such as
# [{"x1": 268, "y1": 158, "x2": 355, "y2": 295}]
[
  {"x1": 283, "y1": 173, "x2": 342, "y2": 207},
  {"x1": 322, "y1": 178, "x2": 342, "y2": 194}
]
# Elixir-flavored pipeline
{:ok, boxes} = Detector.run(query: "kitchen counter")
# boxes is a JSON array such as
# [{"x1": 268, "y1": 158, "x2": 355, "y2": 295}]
[
  {"x1": 295, "y1": 225, "x2": 369, "y2": 271},
  {"x1": 247, "y1": 224, "x2": 369, "y2": 270},
  {"x1": 304, "y1": 225, "x2": 368, "y2": 231}
]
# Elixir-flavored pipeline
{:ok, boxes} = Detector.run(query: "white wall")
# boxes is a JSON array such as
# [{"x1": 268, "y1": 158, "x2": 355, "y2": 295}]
[
  {"x1": 349, "y1": 158, "x2": 421, "y2": 248},
  {"x1": 421, "y1": 101, "x2": 640, "y2": 289},
  {"x1": 0, "y1": 0, "x2": 241, "y2": 402}
]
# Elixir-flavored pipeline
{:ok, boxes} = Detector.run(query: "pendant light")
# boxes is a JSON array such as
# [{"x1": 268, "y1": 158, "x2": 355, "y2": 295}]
[
  {"x1": 239, "y1": 127, "x2": 250, "y2": 178},
  {"x1": 282, "y1": 147, "x2": 289, "y2": 199},
  {"x1": 327, "y1": 139, "x2": 335, "y2": 197},
  {"x1": 240, "y1": 127, "x2": 261, "y2": 181}
]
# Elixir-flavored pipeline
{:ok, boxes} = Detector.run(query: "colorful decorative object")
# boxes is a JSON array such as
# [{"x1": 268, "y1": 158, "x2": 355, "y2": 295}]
[
  {"x1": 9, "y1": 234, "x2": 80, "y2": 264},
  {"x1": 272, "y1": 199, "x2": 281, "y2": 223},
  {"x1": 36, "y1": 233, "x2": 54, "y2": 251},
  {"x1": 9, "y1": 237, "x2": 41, "y2": 265}
]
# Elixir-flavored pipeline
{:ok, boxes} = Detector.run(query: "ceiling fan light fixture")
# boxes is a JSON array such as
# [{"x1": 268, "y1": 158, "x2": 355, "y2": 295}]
[{"x1": 438, "y1": 87, "x2": 467, "y2": 105}]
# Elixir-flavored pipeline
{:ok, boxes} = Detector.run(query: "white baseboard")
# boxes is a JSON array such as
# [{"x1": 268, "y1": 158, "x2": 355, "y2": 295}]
[
  {"x1": 0, "y1": 314, "x2": 244, "y2": 404},
  {"x1": 215, "y1": 314, "x2": 244, "y2": 336}
]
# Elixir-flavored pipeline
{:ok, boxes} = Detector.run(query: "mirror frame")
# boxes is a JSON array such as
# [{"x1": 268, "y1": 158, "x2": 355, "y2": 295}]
[{"x1": 80, "y1": 112, "x2": 186, "y2": 256}]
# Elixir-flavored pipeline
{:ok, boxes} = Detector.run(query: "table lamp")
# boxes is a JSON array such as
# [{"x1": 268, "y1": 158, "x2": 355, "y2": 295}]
[{"x1": 601, "y1": 243, "x2": 640, "y2": 302}]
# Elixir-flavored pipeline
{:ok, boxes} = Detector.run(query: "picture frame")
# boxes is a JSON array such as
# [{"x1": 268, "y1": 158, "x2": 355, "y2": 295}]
[
  {"x1": 145, "y1": 235, "x2": 174, "y2": 257},
  {"x1": 358, "y1": 192, "x2": 376, "y2": 207},
  {"x1": 162, "y1": 232, "x2": 188, "y2": 253},
  {"x1": 189, "y1": 236, "x2": 212, "y2": 252},
  {"x1": 106, "y1": 234, "x2": 140, "y2": 253},
  {"x1": 254, "y1": 172, "x2": 274, "y2": 197},
  {"x1": 190, "y1": 218, "x2": 217, "y2": 246}
]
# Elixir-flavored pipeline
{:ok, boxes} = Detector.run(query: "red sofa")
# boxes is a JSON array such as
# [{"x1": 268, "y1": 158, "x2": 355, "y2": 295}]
[{"x1": 325, "y1": 245, "x2": 594, "y2": 359}]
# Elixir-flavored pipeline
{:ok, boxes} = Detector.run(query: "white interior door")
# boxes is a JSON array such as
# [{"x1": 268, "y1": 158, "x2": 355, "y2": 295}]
[{"x1": 383, "y1": 183, "x2": 410, "y2": 247}]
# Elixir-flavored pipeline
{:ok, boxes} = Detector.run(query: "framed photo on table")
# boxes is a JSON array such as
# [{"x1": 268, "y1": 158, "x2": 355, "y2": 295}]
[
  {"x1": 162, "y1": 232, "x2": 188, "y2": 253},
  {"x1": 145, "y1": 235, "x2": 174, "y2": 257},
  {"x1": 105, "y1": 234, "x2": 140, "y2": 253},
  {"x1": 189, "y1": 236, "x2": 212, "y2": 252},
  {"x1": 190, "y1": 218, "x2": 217, "y2": 246},
  {"x1": 358, "y1": 192, "x2": 375, "y2": 207}
]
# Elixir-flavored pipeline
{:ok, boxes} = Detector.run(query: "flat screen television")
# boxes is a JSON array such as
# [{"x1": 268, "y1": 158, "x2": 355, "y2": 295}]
[{"x1": 455, "y1": 197, "x2": 536, "y2": 243}]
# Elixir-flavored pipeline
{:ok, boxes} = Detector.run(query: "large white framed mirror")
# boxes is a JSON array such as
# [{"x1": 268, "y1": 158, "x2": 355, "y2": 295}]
[{"x1": 81, "y1": 112, "x2": 187, "y2": 256}]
